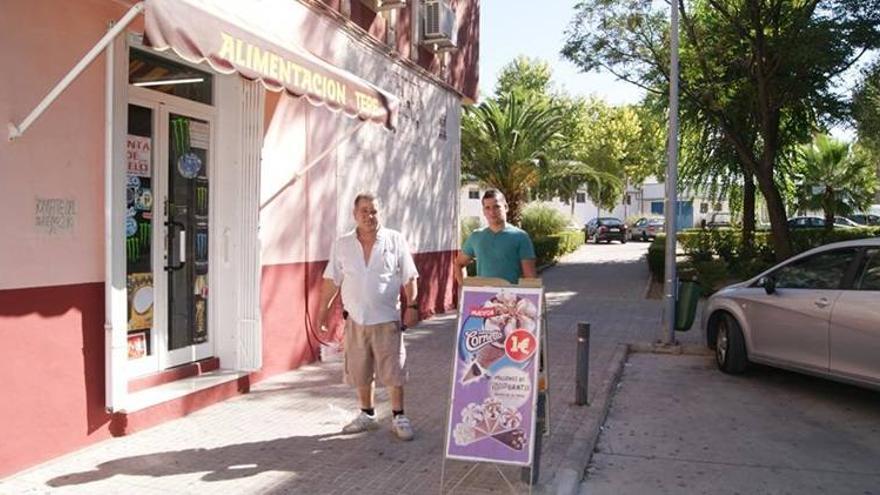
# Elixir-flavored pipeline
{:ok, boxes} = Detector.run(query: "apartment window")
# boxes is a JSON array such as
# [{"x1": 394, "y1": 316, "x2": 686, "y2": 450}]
[
  {"x1": 700, "y1": 203, "x2": 709, "y2": 214},
  {"x1": 468, "y1": 189, "x2": 480, "y2": 200},
  {"x1": 714, "y1": 203, "x2": 722, "y2": 211},
  {"x1": 576, "y1": 192, "x2": 586, "y2": 203}
]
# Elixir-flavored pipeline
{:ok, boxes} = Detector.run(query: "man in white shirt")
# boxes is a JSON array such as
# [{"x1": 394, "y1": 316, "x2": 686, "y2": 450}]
[{"x1": 318, "y1": 193, "x2": 419, "y2": 441}]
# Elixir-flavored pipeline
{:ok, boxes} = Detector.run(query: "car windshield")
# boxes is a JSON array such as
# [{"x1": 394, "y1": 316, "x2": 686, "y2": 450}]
[
  {"x1": 648, "y1": 218, "x2": 664, "y2": 225},
  {"x1": 599, "y1": 218, "x2": 622, "y2": 226}
]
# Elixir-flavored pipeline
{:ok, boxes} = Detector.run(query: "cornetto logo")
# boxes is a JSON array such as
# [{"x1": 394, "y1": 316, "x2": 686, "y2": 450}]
[{"x1": 464, "y1": 329, "x2": 504, "y2": 352}]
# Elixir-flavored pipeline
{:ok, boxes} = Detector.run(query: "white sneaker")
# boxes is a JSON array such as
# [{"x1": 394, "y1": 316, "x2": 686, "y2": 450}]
[
  {"x1": 391, "y1": 414, "x2": 414, "y2": 441},
  {"x1": 342, "y1": 411, "x2": 379, "y2": 434}
]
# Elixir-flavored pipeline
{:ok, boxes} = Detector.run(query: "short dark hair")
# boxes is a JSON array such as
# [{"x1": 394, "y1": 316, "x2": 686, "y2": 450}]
[
  {"x1": 353, "y1": 192, "x2": 378, "y2": 209},
  {"x1": 482, "y1": 189, "x2": 507, "y2": 205}
]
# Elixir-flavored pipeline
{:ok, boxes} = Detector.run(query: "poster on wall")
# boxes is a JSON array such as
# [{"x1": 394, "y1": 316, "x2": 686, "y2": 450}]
[
  {"x1": 128, "y1": 332, "x2": 148, "y2": 360},
  {"x1": 127, "y1": 135, "x2": 152, "y2": 177},
  {"x1": 127, "y1": 273, "x2": 154, "y2": 331},
  {"x1": 444, "y1": 285, "x2": 543, "y2": 467}
]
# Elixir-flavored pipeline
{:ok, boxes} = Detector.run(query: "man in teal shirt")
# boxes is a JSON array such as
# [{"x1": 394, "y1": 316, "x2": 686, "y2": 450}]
[{"x1": 455, "y1": 190, "x2": 537, "y2": 285}]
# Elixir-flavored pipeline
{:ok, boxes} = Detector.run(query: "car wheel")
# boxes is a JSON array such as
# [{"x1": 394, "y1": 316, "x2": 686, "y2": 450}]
[
  {"x1": 715, "y1": 314, "x2": 748, "y2": 374},
  {"x1": 621, "y1": 237, "x2": 627, "y2": 244}
]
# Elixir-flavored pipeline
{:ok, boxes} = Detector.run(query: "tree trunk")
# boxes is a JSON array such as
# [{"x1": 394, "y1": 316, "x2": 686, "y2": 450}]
[
  {"x1": 742, "y1": 172, "x2": 756, "y2": 250},
  {"x1": 755, "y1": 169, "x2": 792, "y2": 261},
  {"x1": 824, "y1": 187, "x2": 834, "y2": 233},
  {"x1": 508, "y1": 200, "x2": 522, "y2": 226}
]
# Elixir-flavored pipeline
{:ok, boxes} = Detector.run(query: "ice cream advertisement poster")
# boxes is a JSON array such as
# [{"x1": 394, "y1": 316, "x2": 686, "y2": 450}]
[{"x1": 444, "y1": 286, "x2": 543, "y2": 466}]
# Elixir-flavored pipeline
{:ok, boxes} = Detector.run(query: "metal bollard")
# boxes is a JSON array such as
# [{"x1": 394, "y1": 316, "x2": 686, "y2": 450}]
[{"x1": 576, "y1": 322, "x2": 590, "y2": 405}]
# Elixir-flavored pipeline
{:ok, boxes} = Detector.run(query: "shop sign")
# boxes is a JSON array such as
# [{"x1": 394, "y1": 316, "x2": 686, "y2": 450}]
[
  {"x1": 34, "y1": 197, "x2": 76, "y2": 235},
  {"x1": 127, "y1": 135, "x2": 152, "y2": 177}
]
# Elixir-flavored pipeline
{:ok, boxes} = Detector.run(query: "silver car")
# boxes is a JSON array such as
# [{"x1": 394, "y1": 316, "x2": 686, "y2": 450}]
[
  {"x1": 703, "y1": 238, "x2": 880, "y2": 390},
  {"x1": 630, "y1": 216, "x2": 665, "y2": 241}
]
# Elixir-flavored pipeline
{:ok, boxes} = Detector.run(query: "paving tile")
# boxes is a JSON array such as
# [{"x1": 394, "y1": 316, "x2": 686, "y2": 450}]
[{"x1": 3, "y1": 244, "x2": 671, "y2": 494}]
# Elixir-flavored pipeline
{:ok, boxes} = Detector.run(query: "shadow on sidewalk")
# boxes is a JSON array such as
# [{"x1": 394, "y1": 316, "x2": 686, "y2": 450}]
[{"x1": 46, "y1": 432, "x2": 371, "y2": 488}]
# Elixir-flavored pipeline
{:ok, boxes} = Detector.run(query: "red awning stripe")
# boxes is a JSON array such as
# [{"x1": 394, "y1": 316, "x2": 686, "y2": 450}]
[{"x1": 144, "y1": 0, "x2": 398, "y2": 129}]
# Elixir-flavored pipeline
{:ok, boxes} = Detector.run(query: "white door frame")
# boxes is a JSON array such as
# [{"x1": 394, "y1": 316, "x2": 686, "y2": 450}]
[
  {"x1": 110, "y1": 36, "x2": 263, "y2": 399},
  {"x1": 127, "y1": 87, "x2": 217, "y2": 373}
]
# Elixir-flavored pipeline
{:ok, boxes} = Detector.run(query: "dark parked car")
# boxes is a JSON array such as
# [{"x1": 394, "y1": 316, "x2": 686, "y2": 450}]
[
  {"x1": 630, "y1": 216, "x2": 664, "y2": 241},
  {"x1": 586, "y1": 217, "x2": 627, "y2": 244},
  {"x1": 787, "y1": 216, "x2": 856, "y2": 229},
  {"x1": 704, "y1": 212, "x2": 732, "y2": 229}
]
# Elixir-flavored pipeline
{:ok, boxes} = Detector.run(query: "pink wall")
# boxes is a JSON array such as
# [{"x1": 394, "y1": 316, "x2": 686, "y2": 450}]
[
  {"x1": 0, "y1": 0, "x2": 133, "y2": 291},
  {"x1": 258, "y1": 251, "x2": 459, "y2": 379},
  {"x1": 312, "y1": 0, "x2": 480, "y2": 102},
  {"x1": 0, "y1": 282, "x2": 112, "y2": 476},
  {"x1": 0, "y1": 0, "x2": 464, "y2": 477}
]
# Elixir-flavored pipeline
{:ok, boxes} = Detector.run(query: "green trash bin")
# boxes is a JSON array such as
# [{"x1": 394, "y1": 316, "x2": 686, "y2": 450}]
[{"x1": 675, "y1": 278, "x2": 701, "y2": 331}]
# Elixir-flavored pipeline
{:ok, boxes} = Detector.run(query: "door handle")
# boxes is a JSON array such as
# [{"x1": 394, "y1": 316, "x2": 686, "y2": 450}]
[
  {"x1": 814, "y1": 297, "x2": 830, "y2": 309},
  {"x1": 164, "y1": 220, "x2": 186, "y2": 271}
]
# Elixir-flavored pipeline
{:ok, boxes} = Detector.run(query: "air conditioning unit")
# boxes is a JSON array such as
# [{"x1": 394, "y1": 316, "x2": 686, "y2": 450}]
[
  {"x1": 421, "y1": 0, "x2": 457, "y2": 51},
  {"x1": 359, "y1": 0, "x2": 406, "y2": 12}
]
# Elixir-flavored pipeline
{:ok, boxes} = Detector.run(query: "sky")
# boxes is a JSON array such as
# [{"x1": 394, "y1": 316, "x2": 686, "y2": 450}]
[
  {"x1": 478, "y1": 0, "x2": 645, "y2": 105},
  {"x1": 477, "y1": 1, "x2": 871, "y2": 140}
]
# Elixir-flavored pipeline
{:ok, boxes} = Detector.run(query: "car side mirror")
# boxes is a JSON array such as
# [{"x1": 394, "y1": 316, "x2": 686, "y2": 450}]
[{"x1": 758, "y1": 276, "x2": 776, "y2": 295}]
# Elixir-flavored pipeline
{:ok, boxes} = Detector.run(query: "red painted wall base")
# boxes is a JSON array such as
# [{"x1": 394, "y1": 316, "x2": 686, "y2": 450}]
[{"x1": 0, "y1": 249, "x2": 457, "y2": 477}]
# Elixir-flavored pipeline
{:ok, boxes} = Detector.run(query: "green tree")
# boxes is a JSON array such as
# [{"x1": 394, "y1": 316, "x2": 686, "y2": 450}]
[
  {"x1": 852, "y1": 60, "x2": 880, "y2": 202},
  {"x1": 461, "y1": 94, "x2": 565, "y2": 224},
  {"x1": 537, "y1": 96, "x2": 657, "y2": 212},
  {"x1": 794, "y1": 134, "x2": 878, "y2": 229},
  {"x1": 495, "y1": 56, "x2": 554, "y2": 103},
  {"x1": 483, "y1": 58, "x2": 631, "y2": 216},
  {"x1": 563, "y1": 0, "x2": 880, "y2": 260}
]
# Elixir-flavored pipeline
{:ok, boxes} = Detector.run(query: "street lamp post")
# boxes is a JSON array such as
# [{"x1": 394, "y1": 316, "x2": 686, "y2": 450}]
[{"x1": 663, "y1": 0, "x2": 680, "y2": 345}]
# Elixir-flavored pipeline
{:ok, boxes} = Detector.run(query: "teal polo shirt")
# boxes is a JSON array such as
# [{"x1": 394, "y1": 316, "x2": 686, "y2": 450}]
[{"x1": 462, "y1": 224, "x2": 536, "y2": 284}]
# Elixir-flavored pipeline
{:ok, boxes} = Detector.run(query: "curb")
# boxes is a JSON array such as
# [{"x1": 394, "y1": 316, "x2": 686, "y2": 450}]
[
  {"x1": 537, "y1": 261, "x2": 558, "y2": 273},
  {"x1": 552, "y1": 343, "x2": 630, "y2": 495},
  {"x1": 550, "y1": 342, "x2": 713, "y2": 495},
  {"x1": 629, "y1": 342, "x2": 712, "y2": 356}
]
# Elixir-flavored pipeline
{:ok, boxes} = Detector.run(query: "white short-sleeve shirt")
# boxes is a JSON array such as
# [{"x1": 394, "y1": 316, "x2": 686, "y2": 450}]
[{"x1": 323, "y1": 227, "x2": 419, "y2": 326}]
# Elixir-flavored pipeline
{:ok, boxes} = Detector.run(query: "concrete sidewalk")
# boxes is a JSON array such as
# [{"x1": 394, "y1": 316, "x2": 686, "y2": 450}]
[
  {"x1": 580, "y1": 352, "x2": 880, "y2": 495},
  {"x1": 1, "y1": 243, "x2": 673, "y2": 495}
]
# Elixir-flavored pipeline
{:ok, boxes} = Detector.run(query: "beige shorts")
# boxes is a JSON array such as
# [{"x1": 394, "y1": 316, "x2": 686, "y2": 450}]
[{"x1": 344, "y1": 320, "x2": 407, "y2": 387}]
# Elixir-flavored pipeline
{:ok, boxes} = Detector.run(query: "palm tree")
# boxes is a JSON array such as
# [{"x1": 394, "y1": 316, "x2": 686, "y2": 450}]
[
  {"x1": 461, "y1": 94, "x2": 565, "y2": 224},
  {"x1": 795, "y1": 134, "x2": 878, "y2": 231}
]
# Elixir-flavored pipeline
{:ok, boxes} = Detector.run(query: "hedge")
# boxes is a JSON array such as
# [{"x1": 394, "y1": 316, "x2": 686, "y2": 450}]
[
  {"x1": 534, "y1": 230, "x2": 583, "y2": 266},
  {"x1": 648, "y1": 226, "x2": 880, "y2": 291}
]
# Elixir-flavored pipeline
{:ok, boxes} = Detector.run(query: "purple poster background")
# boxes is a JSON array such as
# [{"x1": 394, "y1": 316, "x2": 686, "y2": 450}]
[{"x1": 444, "y1": 286, "x2": 543, "y2": 466}]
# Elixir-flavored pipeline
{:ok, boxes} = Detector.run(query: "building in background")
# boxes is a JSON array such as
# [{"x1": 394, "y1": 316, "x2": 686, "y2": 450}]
[
  {"x1": 461, "y1": 176, "x2": 730, "y2": 230},
  {"x1": 0, "y1": 0, "x2": 478, "y2": 476}
]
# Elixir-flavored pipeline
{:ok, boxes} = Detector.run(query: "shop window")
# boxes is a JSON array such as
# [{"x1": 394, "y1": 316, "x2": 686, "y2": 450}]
[
  {"x1": 129, "y1": 49, "x2": 213, "y2": 105},
  {"x1": 576, "y1": 192, "x2": 586, "y2": 203},
  {"x1": 468, "y1": 189, "x2": 480, "y2": 199}
]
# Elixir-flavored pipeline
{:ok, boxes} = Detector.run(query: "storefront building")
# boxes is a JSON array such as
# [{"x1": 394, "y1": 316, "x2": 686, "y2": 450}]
[{"x1": 0, "y1": 0, "x2": 479, "y2": 476}]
